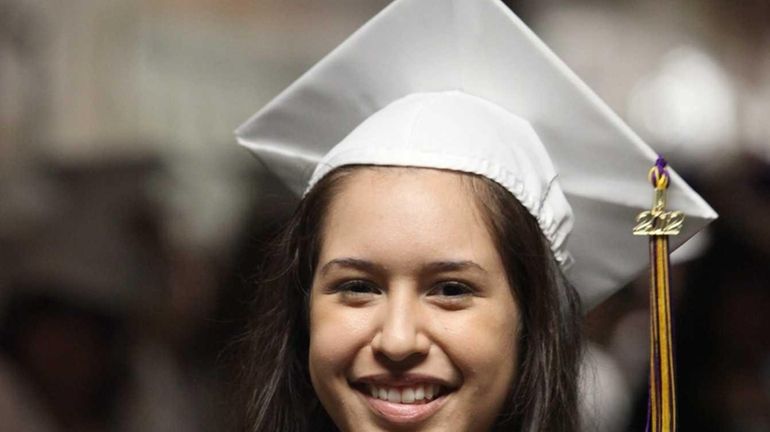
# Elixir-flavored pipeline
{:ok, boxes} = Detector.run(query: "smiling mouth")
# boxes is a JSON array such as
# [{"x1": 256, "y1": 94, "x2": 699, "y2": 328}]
[
  {"x1": 350, "y1": 381, "x2": 453, "y2": 424},
  {"x1": 358, "y1": 382, "x2": 447, "y2": 404}
]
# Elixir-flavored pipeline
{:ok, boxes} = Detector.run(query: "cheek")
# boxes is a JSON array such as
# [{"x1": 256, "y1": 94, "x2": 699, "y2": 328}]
[
  {"x1": 308, "y1": 297, "x2": 374, "y2": 383},
  {"x1": 437, "y1": 302, "x2": 519, "y2": 393}
]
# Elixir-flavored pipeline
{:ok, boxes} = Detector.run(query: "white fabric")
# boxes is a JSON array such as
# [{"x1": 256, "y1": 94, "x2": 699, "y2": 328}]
[
  {"x1": 235, "y1": 0, "x2": 717, "y2": 309},
  {"x1": 310, "y1": 91, "x2": 574, "y2": 267}
]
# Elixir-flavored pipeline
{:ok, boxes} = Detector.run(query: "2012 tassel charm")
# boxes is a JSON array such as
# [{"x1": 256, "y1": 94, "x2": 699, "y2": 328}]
[{"x1": 633, "y1": 157, "x2": 683, "y2": 432}]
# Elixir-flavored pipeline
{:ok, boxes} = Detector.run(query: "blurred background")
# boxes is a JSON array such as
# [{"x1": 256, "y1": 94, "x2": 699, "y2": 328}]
[{"x1": 0, "y1": 0, "x2": 768, "y2": 430}]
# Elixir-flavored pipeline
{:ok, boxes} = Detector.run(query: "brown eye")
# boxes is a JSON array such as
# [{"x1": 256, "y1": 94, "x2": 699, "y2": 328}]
[
  {"x1": 428, "y1": 281, "x2": 474, "y2": 297},
  {"x1": 337, "y1": 280, "x2": 381, "y2": 295}
]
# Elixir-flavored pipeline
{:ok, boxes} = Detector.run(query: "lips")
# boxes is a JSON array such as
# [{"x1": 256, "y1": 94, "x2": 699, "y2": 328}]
[{"x1": 350, "y1": 375, "x2": 455, "y2": 424}]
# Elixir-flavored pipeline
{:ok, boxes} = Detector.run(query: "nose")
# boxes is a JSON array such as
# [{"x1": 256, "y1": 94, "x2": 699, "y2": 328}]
[{"x1": 370, "y1": 289, "x2": 430, "y2": 363}]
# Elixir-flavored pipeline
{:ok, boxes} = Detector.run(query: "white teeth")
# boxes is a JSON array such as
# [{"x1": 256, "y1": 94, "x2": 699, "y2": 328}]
[
  {"x1": 414, "y1": 385, "x2": 425, "y2": 401},
  {"x1": 402, "y1": 388, "x2": 415, "y2": 403},
  {"x1": 378, "y1": 387, "x2": 388, "y2": 400},
  {"x1": 425, "y1": 384, "x2": 434, "y2": 400},
  {"x1": 367, "y1": 384, "x2": 444, "y2": 404},
  {"x1": 387, "y1": 389, "x2": 401, "y2": 403}
]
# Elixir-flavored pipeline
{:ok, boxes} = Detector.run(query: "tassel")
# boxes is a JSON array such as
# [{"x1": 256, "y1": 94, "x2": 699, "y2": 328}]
[{"x1": 633, "y1": 157, "x2": 683, "y2": 432}]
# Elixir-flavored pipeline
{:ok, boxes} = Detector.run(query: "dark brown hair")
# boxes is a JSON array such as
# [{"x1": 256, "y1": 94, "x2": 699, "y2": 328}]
[{"x1": 236, "y1": 166, "x2": 582, "y2": 432}]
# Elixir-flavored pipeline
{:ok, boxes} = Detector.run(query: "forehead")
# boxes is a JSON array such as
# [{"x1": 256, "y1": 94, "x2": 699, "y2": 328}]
[{"x1": 319, "y1": 168, "x2": 499, "y2": 267}]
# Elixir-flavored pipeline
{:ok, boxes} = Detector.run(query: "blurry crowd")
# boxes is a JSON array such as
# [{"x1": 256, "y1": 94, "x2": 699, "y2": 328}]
[
  {"x1": 1, "y1": 0, "x2": 768, "y2": 431},
  {"x1": 0, "y1": 156, "x2": 229, "y2": 431}
]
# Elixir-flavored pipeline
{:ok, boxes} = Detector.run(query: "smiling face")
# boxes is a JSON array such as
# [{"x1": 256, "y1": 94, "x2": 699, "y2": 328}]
[{"x1": 308, "y1": 168, "x2": 520, "y2": 432}]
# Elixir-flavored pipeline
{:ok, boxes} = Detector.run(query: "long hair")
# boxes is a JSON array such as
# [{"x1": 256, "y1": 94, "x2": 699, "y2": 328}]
[{"x1": 235, "y1": 166, "x2": 582, "y2": 432}]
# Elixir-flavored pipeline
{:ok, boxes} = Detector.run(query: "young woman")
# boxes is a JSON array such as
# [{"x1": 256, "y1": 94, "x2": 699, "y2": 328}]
[
  {"x1": 237, "y1": 165, "x2": 581, "y2": 431},
  {"x1": 233, "y1": 0, "x2": 715, "y2": 431}
]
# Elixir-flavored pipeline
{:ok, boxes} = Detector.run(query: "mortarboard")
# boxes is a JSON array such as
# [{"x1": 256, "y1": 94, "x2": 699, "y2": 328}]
[{"x1": 234, "y1": 0, "x2": 717, "y2": 309}]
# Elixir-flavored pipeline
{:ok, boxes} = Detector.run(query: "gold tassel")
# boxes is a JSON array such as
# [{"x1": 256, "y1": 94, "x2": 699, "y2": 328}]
[{"x1": 633, "y1": 157, "x2": 683, "y2": 432}]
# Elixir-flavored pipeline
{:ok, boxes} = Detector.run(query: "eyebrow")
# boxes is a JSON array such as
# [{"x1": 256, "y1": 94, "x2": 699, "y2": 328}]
[
  {"x1": 424, "y1": 260, "x2": 488, "y2": 274},
  {"x1": 318, "y1": 257, "x2": 487, "y2": 276}
]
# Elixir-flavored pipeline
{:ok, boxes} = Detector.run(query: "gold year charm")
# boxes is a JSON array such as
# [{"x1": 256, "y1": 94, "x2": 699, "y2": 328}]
[{"x1": 633, "y1": 165, "x2": 685, "y2": 236}]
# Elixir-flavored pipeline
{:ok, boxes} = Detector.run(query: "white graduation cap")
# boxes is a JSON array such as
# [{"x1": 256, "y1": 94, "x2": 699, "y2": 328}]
[{"x1": 235, "y1": 0, "x2": 717, "y2": 309}]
